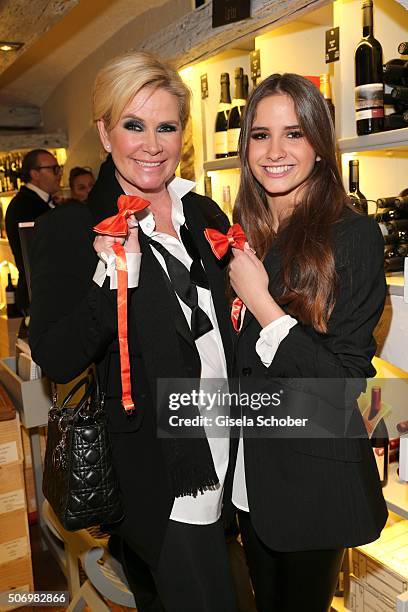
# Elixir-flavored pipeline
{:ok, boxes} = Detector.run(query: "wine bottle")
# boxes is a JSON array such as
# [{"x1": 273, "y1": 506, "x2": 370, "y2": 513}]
[
  {"x1": 375, "y1": 207, "x2": 408, "y2": 222},
  {"x1": 382, "y1": 228, "x2": 407, "y2": 244},
  {"x1": 383, "y1": 60, "x2": 408, "y2": 86},
  {"x1": 5, "y1": 272, "x2": 18, "y2": 318},
  {"x1": 204, "y1": 176, "x2": 212, "y2": 199},
  {"x1": 382, "y1": 218, "x2": 408, "y2": 236},
  {"x1": 368, "y1": 387, "x2": 389, "y2": 487},
  {"x1": 396, "y1": 242, "x2": 408, "y2": 257},
  {"x1": 319, "y1": 74, "x2": 335, "y2": 126},
  {"x1": 394, "y1": 195, "x2": 408, "y2": 211},
  {"x1": 391, "y1": 85, "x2": 408, "y2": 104},
  {"x1": 214, "y1": 73, "x2": 231, "y2": 159},
  {"x1": 227, "y1": 68, "x2": 247, "y2": 157},
  {"x1": 384, "y1": 256, "x2": 405, "y2": 272},
  {"x1": 384, "y1": 113, "x2": 408, "y2": 130},
  {"x1": 222, "y1": 185, "x2": 233, "y2": 220},
  {"x1": 348, "y1": 160, "x2": 368, "y2": 214},
  {"x1": 398, "y1": 42, "x2": 408, "y2": 56},
  {"x1": 377, "y1": 196, "x2": 397, "y2": 209},
  {"x1": 243, "y1": 74, "x2": 249, "y2": 100},
  {"x1": 354, "y1": 0, "x2": 384, "y2": 136},
  {"x1": 383, "y1": 91, "x2": 408, "y2": 108}
]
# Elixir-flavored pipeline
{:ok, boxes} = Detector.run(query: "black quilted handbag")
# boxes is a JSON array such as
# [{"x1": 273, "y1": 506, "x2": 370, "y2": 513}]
[{"x1": 42, "y1": 369, "x2": 124, "y2": 531}]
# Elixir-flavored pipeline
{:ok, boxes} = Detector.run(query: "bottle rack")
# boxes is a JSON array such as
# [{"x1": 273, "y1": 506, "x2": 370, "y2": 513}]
[{"x1": 179, "y1": 0, "x2": 408, "y2": 218}]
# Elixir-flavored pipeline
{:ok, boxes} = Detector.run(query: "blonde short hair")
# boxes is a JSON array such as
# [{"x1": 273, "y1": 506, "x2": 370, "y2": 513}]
[{"x1": 92, "y1": 51, "x2": 191, "y2": 131}]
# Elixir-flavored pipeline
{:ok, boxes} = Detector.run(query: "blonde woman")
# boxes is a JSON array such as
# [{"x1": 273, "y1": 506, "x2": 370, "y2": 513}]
[{"x1": 30, "y1": 52, "x2": 237, "y2": 612}]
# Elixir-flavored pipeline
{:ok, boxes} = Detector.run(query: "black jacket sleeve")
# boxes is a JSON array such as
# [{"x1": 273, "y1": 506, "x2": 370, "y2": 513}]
[
  {"x1": 270, "y1": 215, "x2": 386, "y2": 379},
  {"x1": 29, "y1": 202, "x2": 118, "y2": 383}
]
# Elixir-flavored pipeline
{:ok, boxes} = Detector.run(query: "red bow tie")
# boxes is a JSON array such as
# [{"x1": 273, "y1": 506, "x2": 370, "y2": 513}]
[
  {"x1": 204, "y1": 223, "x2": 248, "y2": 333},
  {"x1": 93, "y1": 195, "x2": 150, "y2": 237},
  {"x1": 204, "y1": 224, "x2": 247, "y2": 260},
  {"x1": 93, "y1": 194, "x2": 150, "y2": 415}
]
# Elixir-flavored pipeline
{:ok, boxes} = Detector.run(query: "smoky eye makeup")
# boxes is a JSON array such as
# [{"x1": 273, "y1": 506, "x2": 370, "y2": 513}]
[
  {"x1": 157, "y1": 122, "x2": 179, "y2": 132},
  {"x1": 123, "y1": 119, "x2": 144, "y2": 131}
]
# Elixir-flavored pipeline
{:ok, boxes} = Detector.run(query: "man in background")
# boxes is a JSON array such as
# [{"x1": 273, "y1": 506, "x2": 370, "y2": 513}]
[{"x1": 5, "y1": 149, "x2": 62, "y2": 314}]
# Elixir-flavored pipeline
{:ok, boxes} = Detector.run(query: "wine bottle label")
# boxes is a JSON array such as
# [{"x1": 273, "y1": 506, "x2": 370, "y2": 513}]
[
  {"x1": 6, "y1": 292, "x2": 15, "y2": 305},
  {"x1": 355, "y1": 84, "x2": 384, "y2": 120},
  {"x1": 227, "y1": 128, "x2": 240, "y2": 155},
  {"x1": 214, "y1": 131, "x2": 228, "y2": 157}
]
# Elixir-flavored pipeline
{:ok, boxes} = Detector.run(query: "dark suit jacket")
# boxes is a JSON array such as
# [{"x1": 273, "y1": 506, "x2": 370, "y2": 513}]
[
  {"x1": 5, "y1": 185, "x2": 50, "y2": 311},
  {"x1": 29, "y1": 157, "x2": 233, "y2": 565},
  {"x1": 233, "y1": 212, "x2": 388, "y2": 551}
]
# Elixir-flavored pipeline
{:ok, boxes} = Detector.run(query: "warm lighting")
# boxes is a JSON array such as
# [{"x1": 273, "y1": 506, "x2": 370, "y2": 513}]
[{"x1": 0, "y1": 41, "x2": 24, "y2": 52}]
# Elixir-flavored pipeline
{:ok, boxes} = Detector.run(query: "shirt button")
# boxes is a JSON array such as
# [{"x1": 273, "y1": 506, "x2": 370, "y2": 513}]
[{"x1": 242, "y1": 367, "x2": 252, "y2": 376}]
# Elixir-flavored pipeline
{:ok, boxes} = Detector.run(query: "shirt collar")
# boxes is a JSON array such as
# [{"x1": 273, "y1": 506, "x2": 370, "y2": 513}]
[
  {"x1": 135, "y1": 176, "x2": 195, "y2": 237},
  {"x1": 26, "y1": 183, "x2": 51, "y2": 204}
]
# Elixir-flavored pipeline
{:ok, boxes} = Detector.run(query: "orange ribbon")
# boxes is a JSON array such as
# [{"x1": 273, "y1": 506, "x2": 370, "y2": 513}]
[
  {"x1": 94, "y1": 195, "x2": 150, "y2": 414},
  {"x1": 94, "y1": 195, "x2": 149, "y2": 237},
  {"x1": 204, "y1": 223, "x2": 248, "y2": 333},
  {"x1": 204, "y1": 224, "x2": 247, "y2": 260}
]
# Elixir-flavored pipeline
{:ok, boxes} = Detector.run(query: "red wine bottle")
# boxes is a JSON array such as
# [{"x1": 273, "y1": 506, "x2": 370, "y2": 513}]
[
  {"x1": 354, "y1": 0, "x2": 384, "y2": 135},
  {"x1": 348, "y1": 160, "x2": 368, "y2": 214},
  {"x1": 368, "y1": 387, "x2": 389, "y2": 487},
  {"x1": 214, "y1": 73, "x2": 231, "y2": 159},
  {"x1": 391, "y1": 86, "x2": 408, "y2": 104},
  {"x1": 382, "y1": 229, "x2": 407, "y2": 245},
  {"x1": 377, "y1": 196, "x2": 397, "y2": 209},
  {"x1": 384, "y1": 113, "x2": 408, "y2": 130},
  {"x1": 383, "y1": 60, "x2": 408, "y2": 86},
  {"x1": 375, "y1": 207, "x2": 408, "y2": 222},
  {"x1": 394, "y1": 195, "x2": 408, "y2": 211}
]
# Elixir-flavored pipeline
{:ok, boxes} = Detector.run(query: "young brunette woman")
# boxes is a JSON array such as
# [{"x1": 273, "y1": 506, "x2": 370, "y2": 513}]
[{"x1": 228, "y1": 73, "x2": 388, "y2": 612}]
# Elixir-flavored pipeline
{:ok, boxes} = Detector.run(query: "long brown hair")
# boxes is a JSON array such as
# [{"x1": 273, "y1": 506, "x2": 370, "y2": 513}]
[{"x1": 234, "y1": 73, "x2": 354, "y2": 333}]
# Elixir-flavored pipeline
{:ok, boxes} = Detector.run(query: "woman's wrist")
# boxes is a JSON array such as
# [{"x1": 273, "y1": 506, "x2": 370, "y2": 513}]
[{"x1": 249, "y1": 291, "x2": 286, "y2": 328}]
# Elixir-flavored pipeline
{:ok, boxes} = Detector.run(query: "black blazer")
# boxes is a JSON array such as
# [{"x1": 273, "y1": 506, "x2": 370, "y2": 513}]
[
  {"x1": 233, "y1": 212, "x2": 388, "y2": 551},
  {"x1": 29, "y1": 157, "x2": 233, "y2": 565},
  {"x1": 5, "y1": 185, "x2": 50, "y2": 311}
]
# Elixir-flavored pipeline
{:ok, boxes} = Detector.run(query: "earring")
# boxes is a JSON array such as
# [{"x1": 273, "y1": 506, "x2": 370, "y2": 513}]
[{"x1": 106, "y1": 144, "x2": 111, "y2": 151}]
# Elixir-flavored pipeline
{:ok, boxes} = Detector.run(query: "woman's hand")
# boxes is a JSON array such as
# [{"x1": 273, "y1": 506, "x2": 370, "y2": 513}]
[
  {"x1": 229, "y1": 244, "x2": 285, "y2": 327},
  {"x1": 93, "y1": 215, "x2": 140, "y2": 256},
  {"x1": 124, "y1": 215, "x2": 140, "y2": 253}
]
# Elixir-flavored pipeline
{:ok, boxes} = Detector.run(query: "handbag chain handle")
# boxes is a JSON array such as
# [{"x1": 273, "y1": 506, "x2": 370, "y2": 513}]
[{"x1": 50, "y1": 369, "x2": 103, "y2": 471}]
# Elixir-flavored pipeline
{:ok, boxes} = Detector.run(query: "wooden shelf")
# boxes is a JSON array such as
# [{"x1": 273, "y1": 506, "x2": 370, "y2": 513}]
[
  {"x1": 338, "y1": 128, "x2": 408, "y2": 154},
  {"x1": 383, "y1": 462, "x2": 408, "y2": 520},
  {"x1": 203, "y1": 157, "x2": 240, "y2": 172}
]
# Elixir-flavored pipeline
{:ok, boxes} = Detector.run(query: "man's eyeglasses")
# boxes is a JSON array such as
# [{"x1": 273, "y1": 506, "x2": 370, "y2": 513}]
[{"x1": 35, "y1": 164, "x2": 63, "y2": 175}]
